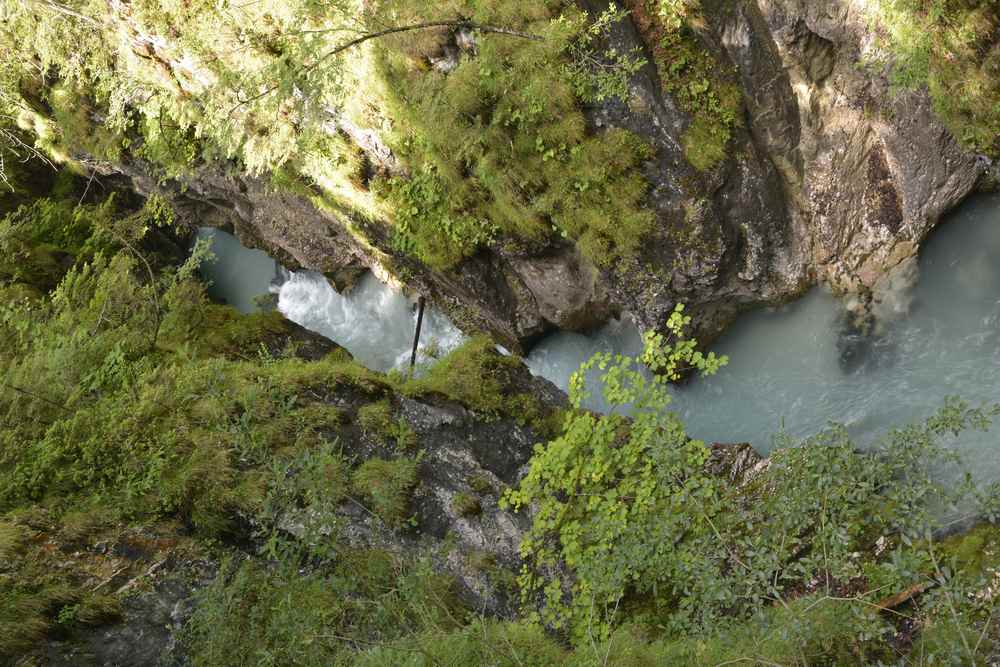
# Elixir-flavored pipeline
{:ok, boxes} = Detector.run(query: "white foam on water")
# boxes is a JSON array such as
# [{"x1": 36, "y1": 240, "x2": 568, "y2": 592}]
[
  {"x1": 197, "y1": 193, "x2": 1000, "y2": 482},
  {"x1": 277, "y1": 270, "x2": 466, "y2": 373}
]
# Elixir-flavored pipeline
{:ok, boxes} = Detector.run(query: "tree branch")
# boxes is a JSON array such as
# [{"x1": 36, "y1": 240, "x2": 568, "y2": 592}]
[
  {"x1": 229, "y1": 20, "x2": 541, "y2": 114},
  {"x1": 102, "y1": 226, "x2": 163, "y2": 350},
  {"x1": 29, "y1": 0, "x2": 101, "y2": 27},
  {"x1": 1, "y1": 381, "x2": 73, "y2": 413}
]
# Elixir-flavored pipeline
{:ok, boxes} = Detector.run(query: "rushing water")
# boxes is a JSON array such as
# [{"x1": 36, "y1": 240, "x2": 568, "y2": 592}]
[
  {"x1": 527, "y1": 194, "x2": 1000, "y2": 480},
  {"x1": 194, "y1": 228, "x2": 283, "y2": 314},
  {"x1": 196, "y1": 194, "x2": 1000, "y2": 477},
  {"x1": 195, "y1": 228, "x2": 466, "y2": 372},
  {"x1": 276, "y1": 271, "x2": 466, "y2": 372}
]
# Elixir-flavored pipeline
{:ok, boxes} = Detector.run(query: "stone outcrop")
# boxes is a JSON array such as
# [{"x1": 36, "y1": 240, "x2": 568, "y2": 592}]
[
  {"x1": 38, "y1": 323, "x2": 769, "y2": 664},
  {"x1": 739, "y1": 0, "x2": 984, "y2": 295},
  {"x1": 104, "y1": 0, "x2": 991, "y2": 350}
]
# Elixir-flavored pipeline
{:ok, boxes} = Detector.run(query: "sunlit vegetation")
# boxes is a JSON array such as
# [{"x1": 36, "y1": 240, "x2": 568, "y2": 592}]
[
  {"x1": 2, "y1": 177, "x2": 1000, "y2": 664},
  {"x1": 866, "y1": 0, "x2": 1000, "y2": 156}
]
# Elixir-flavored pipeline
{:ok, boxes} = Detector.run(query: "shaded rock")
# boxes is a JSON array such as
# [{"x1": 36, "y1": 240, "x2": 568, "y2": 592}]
[{"x1": 750, "y1": 0, "x2": 985, "y2": 294}]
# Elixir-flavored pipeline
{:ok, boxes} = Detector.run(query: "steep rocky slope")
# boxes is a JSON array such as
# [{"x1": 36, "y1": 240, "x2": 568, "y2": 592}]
[{"x1": 12, "y1": 0, "x2": 996, "y2": 348}]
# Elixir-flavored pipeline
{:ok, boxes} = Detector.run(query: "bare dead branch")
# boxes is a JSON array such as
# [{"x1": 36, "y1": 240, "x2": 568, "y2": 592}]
[
  {"x1": 229, "y1": 20, "x2": 541, "y2": 114},
  {"x1": 29, "y1": 0, "x2": 101, "y2": 27}
]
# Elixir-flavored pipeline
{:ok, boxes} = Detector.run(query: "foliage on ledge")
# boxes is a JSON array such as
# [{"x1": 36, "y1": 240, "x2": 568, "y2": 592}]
[{"x1": 865, "y1": 0, "x2": 1000, "y2": 157}]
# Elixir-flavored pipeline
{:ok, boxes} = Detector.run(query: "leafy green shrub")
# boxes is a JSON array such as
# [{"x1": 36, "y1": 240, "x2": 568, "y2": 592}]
[
  {"x1": 352, "y1": 458, "x2": 419, "y2": 526},
  {"x1": 505, "y1": 302, "x2": 998, "y2": 651},
  {"x1": 502, "y1": 304, "x2": 728, "y2": 639}
]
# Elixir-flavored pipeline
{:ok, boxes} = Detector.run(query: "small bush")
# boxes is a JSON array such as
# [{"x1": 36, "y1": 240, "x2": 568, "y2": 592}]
[
  {"x1": 352, "y1": 458, "x2": 419, "y2": 526},
  {"x1": 357, "y1": 400, "x2": 419, "y2": 450},
  {"x1": 403, "y1": 336, "x2": 522, "y2": 415},
  {"x1": 358, "y1": 399, "x2": 394, "y2": 437}
]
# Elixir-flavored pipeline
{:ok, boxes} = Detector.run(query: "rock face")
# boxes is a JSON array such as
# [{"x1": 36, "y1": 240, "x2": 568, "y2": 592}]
[
  {"x1": 40, "y1": 325, "x2": 769, "y2": 664},
  {"x1": 108, "y1": 0, "x2": 989, "y2": 350},
  {"x1": 742, "y1": 0, "x2": 985, "y2": 295}
]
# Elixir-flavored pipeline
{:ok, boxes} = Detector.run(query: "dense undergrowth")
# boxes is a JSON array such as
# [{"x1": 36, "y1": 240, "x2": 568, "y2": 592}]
[
  {"x1": 0, "y1": 0, "x2": 741, "y2": 276},
  {"x1": 370, "y1": 0, "x2": 654, "y2": 269},
  {"x1": 1, "y1": 170, "x2": 999, "y2": 664},
  {"x1": 1, "y1": 0, "x2": 999, "y2": 297},
  {"x1": 3, "y1": 2, "x2": 1000, "y2": 658}
]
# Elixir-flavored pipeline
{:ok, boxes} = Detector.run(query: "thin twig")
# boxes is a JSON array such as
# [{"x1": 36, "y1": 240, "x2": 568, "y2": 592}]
[
  {"x1": 926, "y1": 529, "x2": 976, "y2": 660},
  {"x1": 974, "y1": 606, "x2": 994, "y2": 656},
  {"x1": 30, "y1": 0, "x2": 101, "y2": 27},
  {"x1": 78, "y1": 168, "x2": 97, "y2": 206},
  {"x1": 1, "y1": 381, "x2": 72, "y2": 413},
  {"x1": 229, "y1": 20, "x2": 541, "y2": 114}
]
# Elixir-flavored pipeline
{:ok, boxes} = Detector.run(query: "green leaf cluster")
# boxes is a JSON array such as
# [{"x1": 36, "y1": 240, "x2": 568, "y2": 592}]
[{"x1": 505, "y1": 302, "x2": 1000, "y2": 658}]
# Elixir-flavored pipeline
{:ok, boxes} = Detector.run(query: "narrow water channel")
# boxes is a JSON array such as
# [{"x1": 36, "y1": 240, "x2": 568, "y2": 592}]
[
  {"x1": 194, "y1": 228, "x2": 465, "y2": 372},
  {"x1": 195, "y1": 194, "x2": 1000, "y2": 477}
]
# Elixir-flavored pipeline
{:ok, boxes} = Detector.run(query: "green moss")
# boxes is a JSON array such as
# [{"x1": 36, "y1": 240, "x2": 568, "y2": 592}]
[
  {"x1": 186, "y1": 553, "x2": 463, "y2": 667},
  {"x1": 372, "y1": 2, "x2": 654, "y2": 269},
  {"x1": 938, "y1": 522, "x2": 1000, "y2": 576},
  {"x1": 356, "y1": 400, "x2": 419, "y2": 451},
  {"x1": 867, "y1": 0, "x2": 1000, "y2": 156},
  {"x1": 467, "y1": 474, "x2": 494, "y2": 495},
  {"x1": 40, "y1": 84, "x2": 126, "y2": 166},
  {"x1": 167, "y1": 306, "x2": 295, "y2": 359},
  {"x1": 0, "y1": 518, "x2": 122, "y2": 662},
  {"x1": 630, "y1": 0, "x2": 742, "y2": 171},
  {"x1": 0, "y1": 521, "x2": 25, "y2": 564},
  {"x1": 358, "y1": 399, "x2": 394, "y2": 436},
  {"x1": 683, "y1": 113, "x2": 731, "y2": 172},
  {"x1": 451, "y1": 492, "x2": 482, "y2": 518},
  {"x1": 356, "y1": 619, "x2": 568, "y2": 666},
  {"x1": 351, "y1": 458, "x2": 419, "y2": 526},
  {"x1": 58, "y1": 506, "x2": 111, "y2": 544},
  {"x1": 402, "y1": 336, "x2": 523, "y2": 415}
]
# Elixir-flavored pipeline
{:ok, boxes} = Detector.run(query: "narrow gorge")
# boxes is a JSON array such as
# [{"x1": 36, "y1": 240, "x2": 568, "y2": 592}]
[{"x1": 3, "y1": 0, "x2": 1000, "y2": 665}]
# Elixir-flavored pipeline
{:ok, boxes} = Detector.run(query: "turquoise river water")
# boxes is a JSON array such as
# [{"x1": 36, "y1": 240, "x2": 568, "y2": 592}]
[{"x1": 196, "y1": 194, "x2": 1000, "y2": 478}]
